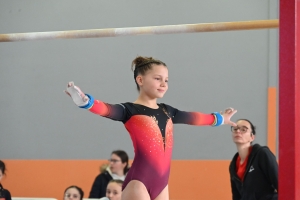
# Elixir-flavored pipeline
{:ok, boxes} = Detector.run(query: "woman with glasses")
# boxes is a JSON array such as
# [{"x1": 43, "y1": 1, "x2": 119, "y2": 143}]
[
  {"x1": 64, "y1": 185, "x2": 84, "y2": 200},
  {"x1": 89, "y1": 150, "x2": 129, "y2": 199},
  {"x1": 229, "y1": 119, "x2": 278, "y2": 200}
]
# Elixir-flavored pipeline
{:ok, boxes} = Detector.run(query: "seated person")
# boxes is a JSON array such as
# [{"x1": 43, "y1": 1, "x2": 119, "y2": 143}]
[
  {"x1": 229, "y1": 119, "x2": 278, "y2": 200},
  {"x1": 64, "y1": 185, "x2": 84, "y2": 200},
  {"x1": 100, "y1": 179, "x2": 124, "y2": 200},
  {"x1": 89, "y1": 150, "x2": 129, "y2": 198},
  {"x1": 0, "y1": 160, "x2": 11, "y2": 200}
]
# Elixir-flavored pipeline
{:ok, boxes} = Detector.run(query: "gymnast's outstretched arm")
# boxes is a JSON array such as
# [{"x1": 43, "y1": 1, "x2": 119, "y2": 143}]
[
  {"x1": 65, "y1": 81, "x2": 126, "y2": 121},
  {"x1": 163, "y1": 104, "x2": 237, "y2": 127}
]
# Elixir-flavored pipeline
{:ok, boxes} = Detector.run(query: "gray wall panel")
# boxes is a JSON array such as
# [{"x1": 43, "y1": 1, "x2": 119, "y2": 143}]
[{"x1": 0, "y1": 0, "x2": 278, "y2": 159}]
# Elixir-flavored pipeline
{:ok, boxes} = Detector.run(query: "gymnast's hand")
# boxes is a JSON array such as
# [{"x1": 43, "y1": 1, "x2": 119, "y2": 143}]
[
  {"x1": 65, "y1": 81, "x2": 89, "y2": 107},
  {"x1": 220, "y1": 108, "x2": 237, "y2": 126}
]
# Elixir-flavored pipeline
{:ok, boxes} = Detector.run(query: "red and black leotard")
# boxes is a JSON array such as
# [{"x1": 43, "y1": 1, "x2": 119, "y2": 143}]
[{"x1": 83, "y1": 95, "x2": 221, "y2": 200}]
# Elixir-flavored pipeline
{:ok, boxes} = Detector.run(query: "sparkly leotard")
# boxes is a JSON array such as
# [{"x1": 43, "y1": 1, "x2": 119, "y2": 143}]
[{"x1": 84, "y1": 96, "x2": 218, "y2": 200}]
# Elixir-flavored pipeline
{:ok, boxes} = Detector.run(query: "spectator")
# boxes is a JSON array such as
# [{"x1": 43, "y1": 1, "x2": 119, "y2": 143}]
[
  {"x1": 0, "y1": 160, "x2": 11, "y2": 200},
  {"x1": 89, "y1": 150, "x2": 129, "y2": 198},
  {"x1": 229, "y1": 119, "x2": 278, "y2": 200},
  {"x1": 100, "y1": 179, "x2": 124, "y2": 200},
  {"x1": 64, "y1": 185, "x2": 84, "y2": 200}
]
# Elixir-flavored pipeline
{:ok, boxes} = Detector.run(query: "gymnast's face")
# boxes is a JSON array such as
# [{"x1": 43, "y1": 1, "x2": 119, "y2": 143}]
[
  {"x1": 231, "y1": 120, "x2": 255, "y2": 145},
  {"x1": 136, "y1": 64, "x2": 168, "y2": 99},
  {"x1": 106, "y1": 182, "x2": 122, "y2": 200}
]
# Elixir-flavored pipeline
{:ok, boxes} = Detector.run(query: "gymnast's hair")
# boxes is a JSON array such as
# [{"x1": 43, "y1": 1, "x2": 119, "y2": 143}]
[{"x1": 131, "y1": 56, "x2": 167, "y2": 91}]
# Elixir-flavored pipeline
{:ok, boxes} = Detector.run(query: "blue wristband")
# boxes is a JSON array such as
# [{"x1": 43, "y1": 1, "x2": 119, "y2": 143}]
[
  {"x1": 212, "y1": 112, "x2": 224, "y2": 126},
  {"x1": 79, "y1": 94, "x2": 94, "y2": 109}
]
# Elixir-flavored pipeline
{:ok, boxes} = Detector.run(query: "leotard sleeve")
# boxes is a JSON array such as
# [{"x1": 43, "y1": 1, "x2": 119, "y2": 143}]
[
  {"x1": 80, "y1": 94, "x2": 127, "y2": 122},
  {"x1": 162, "y1": 104, "x2": 222, "y2": 126}
]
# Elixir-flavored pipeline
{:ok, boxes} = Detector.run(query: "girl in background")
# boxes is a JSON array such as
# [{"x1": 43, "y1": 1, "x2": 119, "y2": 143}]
[
  {"x1": 100, "y1": 179, "x2": 124, "y2": 200},
  {"x1": 64, "y1": 185, "x2": 84, "y2": 200},
  {"x1": 0, "y1": 160, "x2": 11, "y2": 200}
]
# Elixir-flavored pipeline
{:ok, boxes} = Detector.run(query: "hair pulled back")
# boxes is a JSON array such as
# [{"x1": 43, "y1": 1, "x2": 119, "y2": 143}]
[{"x1": 131, "y1": 56, "x2": 166, "y2": 91}]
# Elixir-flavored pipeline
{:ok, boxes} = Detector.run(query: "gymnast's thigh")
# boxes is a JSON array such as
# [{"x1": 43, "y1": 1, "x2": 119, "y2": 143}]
[
  {"x1": 154, "y1": 185, "x2": 169, "y2": 200},
  {"x1": 121, "y1": 180, "x2": 151, "y2": 200}
]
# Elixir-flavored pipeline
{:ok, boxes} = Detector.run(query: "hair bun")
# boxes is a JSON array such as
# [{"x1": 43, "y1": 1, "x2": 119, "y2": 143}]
[{"x1": 131, "y1": 56, "x2": 155, "y2": 71}]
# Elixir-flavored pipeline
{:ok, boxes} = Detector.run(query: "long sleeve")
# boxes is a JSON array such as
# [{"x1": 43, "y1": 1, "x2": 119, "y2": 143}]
[
  {"x1": 89, "y1": 174, "x2": 110, "y2": 198},
  {"x1": 88, "y1": 100, "x2": 126, "y2": 121},
  {"x1": 81, "y1": 94, "x2": 127, "y2": 122},
  {"x1": 258, "y1": 147, "x2": 278, "y2": 190},
  {"x1": 164, "y1": 104, "x2": 216, "y2": 125},
  {"x1": 229, "y1": 162, "x2": 241, "y2": 200},
  {"x1": 89, "y1": 176, "x2": 101, "y2": 198},
  {"x1": 5, "y1": 189, "x2": 11, "y2": 200},
  {"x1": 230, "y1": 178, "x2": 241, "y2": 200}
]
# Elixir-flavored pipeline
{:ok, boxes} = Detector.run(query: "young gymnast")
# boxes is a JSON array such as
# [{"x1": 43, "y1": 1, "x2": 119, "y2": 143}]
[{"x1": 65, "y1": 56, "x2": 237, "y2": 200}]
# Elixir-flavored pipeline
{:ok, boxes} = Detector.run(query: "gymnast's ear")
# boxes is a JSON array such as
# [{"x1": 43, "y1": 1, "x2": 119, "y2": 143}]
[{"x1": 136, "y1": 75, "x2": 143, "y2": 86}]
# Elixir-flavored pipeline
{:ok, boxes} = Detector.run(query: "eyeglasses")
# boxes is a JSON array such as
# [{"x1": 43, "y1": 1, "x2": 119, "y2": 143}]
[
  {"x1": 65, "y1": 194, "x2": 79, "y2": 199},
  {"x1": 108, "y1": 159, "x2": 121, "y2": 163},
  {"x1": 231, "y1": 126, "x2": 249, "y2": 134}
]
